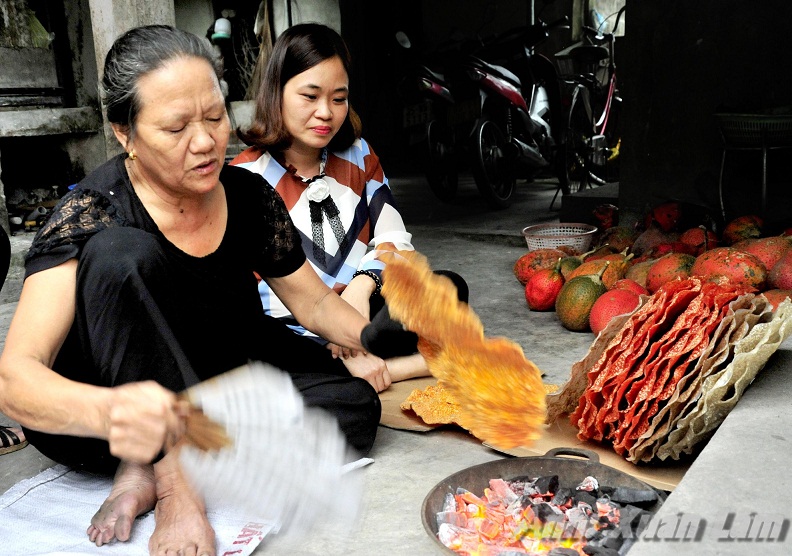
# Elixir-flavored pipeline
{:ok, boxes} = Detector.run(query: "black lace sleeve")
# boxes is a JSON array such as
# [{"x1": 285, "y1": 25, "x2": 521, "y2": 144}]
[
  {"x1": 25, "y1": 188, "x2": 130, "y2": 276},
  {"x1": 222, "y1": 165, "x2": 306, "y2": 277},
  {"x1": 259, "y1": 185, "x2": 305, "y2": 275}
]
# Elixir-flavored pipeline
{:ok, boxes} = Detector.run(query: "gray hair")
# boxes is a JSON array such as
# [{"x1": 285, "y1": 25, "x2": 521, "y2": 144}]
[{"x1": 101, "y1": 24, "x2": 224, "y2": 136}]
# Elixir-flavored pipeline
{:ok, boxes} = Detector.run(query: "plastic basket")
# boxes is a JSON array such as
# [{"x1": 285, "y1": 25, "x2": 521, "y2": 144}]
[
  {"x1": 715, "y1": 113, "x2": 792, "y2": 148},
  {"x1": 521, "y1": 223, "x2": 598, "y2": 252}
]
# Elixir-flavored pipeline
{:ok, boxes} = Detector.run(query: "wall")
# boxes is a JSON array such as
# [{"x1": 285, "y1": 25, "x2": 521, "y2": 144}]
[
  {"x1": 619, "y1": 0, "x2": 792, "y2": 228},
  {"x1": 0, "y1": 0, "x2": 104, "y2": 234},
  {"x1": 174, "y1": 0, "x2": 214, "y2": 38}
]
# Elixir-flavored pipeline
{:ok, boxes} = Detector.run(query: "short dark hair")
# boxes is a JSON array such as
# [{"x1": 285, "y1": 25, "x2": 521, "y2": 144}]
[
  {"x1": 101, "y1": 24, "x2": 223, "y2": 138},
  {"x1": 238, "y1": 22, "x2": 362, "y2": 152}
]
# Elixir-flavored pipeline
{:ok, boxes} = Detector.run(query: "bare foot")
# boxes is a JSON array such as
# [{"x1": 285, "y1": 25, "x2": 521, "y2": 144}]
[
  {"x1": 149, "y1": 448, "x2": 216, "y2": 556},
  {"x1": 87, "y1": 461, "x2": 156, "y2": 546}
]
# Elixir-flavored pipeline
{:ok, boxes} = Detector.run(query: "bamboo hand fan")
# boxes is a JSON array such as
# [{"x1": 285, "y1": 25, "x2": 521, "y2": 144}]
[{"x1": 178, "y1": 362, "x2": 362, "y2": 535}]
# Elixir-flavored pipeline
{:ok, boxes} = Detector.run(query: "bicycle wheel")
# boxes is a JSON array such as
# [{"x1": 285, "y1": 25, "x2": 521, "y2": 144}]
[
  {"x1": 557, "y1": 93, "x2": 594, "y2": 196},
  {"x1": 471, "y1": 119, "x2": 515, "y2": 209},
  {"x1": 424, "y1": 119, "x2": 458, "y2": 202}
]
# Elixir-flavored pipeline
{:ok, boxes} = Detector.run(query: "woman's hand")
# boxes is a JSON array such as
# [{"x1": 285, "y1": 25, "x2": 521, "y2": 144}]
[
  {"x1": 326, "y1": 341, "x2": 356, "y2": 359},
  {"x1": 341, "y1": 352, "x2": 391, "y2": 393},
  {"x1": 106, "y1": 381, "x2": 185, "y2": 463},
  {"x1": 325, "y1": 273, "x2": 378, "y2": 359}
]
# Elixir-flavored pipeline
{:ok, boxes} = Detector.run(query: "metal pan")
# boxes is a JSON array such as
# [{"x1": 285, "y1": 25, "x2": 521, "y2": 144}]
[{"x1": 421, "y1": 447, "x2": 666, "y2": 554}]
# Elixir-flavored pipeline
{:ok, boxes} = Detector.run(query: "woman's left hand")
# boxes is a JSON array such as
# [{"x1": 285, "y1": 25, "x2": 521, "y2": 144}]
[{"x1": 326, "y1": 274, "x2": 377, "y2": 359}]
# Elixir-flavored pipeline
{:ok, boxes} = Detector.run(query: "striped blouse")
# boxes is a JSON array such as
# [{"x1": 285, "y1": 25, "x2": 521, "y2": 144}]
[{"x1": 231, "y1": 138, "x2": 414, "y2": 340}]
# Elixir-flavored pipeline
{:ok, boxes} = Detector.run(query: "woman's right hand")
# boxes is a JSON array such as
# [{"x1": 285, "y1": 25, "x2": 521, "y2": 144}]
[
  {"x1": 341, "y1": 352, "x2": 392, "y2": 393},
  {"x1": 106, "y1": 381, "x2": 185, "y2": 463}
]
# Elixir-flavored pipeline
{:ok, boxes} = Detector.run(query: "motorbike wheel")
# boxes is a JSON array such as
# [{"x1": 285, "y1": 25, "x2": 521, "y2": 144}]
[
  {"x1": 557, "y1": 96, "x2": 593, "y2": 196},
  {"x1": 471, "y1": 120, "x2": 515, "y2": 209},
  {"x1": 424, "y1": 119, "x2": 458, "y2": 202}
]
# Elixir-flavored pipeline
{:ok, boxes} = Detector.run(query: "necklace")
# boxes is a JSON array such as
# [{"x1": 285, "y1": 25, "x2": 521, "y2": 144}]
[
  {"x1": 295, "y1": 148, "x2": 347, "y2": 266},
  {"x1": 298, "y1": 148, "x2": 329, "y2": 202}
]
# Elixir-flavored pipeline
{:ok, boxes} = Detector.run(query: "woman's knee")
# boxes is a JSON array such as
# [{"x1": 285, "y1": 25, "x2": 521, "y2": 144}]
[{"x1": 434, "y1": 270, "x2": 469, "y2": 303}]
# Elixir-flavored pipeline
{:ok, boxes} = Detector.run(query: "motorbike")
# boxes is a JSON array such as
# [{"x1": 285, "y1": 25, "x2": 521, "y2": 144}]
[
  {"x1": 395, "y1": 31, "x2": 461, "y2": 202},
  {"x1": 459, "y1": 16, "x2": 569, "y2": 208}
]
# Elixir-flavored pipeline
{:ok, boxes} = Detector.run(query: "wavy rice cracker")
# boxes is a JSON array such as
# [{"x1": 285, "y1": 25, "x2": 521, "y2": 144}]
[
  {"x1": 383, "y1": 250, "x2": 546, "y2": 449},
  {"x1": 400, "y1": 383, "x2": 462, "y2": 425},
  {"x1": 657, "y1": 297, "x2": 792, "y2": 460},
  {"x1": 546, "y1": 274, "x2": 792, "y2": 464},
  {"x1": 629, "y1": 294, "x2": 768, "y2": 462}
]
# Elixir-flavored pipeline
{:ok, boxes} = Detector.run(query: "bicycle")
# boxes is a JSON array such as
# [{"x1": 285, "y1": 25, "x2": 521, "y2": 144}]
[{"x1": 552, "y1": 5, "x2": 625, "y2": 208}]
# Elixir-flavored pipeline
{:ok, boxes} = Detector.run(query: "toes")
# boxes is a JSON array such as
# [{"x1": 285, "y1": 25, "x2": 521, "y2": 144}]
[
  {"x1": 150, "y1": 542, "x2": 213, "y2": 556},
  {"x1": 87, "y1": 524, "x2": 111, "y2": 546},
  {"x1": 115, "y1": 514, "x2": 134, "y2": 542},
  {"x1": 96, "y1": 528, "x2": 114, "y2": 547}
]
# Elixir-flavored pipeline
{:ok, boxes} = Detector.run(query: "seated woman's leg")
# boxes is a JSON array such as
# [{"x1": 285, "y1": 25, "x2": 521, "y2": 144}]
[
  {"x1": 24, "y1": 228, "x2": 202, "y2": 472},
  {"x1": 250, "y1": 315, "x2": 381, "y2": 455}
]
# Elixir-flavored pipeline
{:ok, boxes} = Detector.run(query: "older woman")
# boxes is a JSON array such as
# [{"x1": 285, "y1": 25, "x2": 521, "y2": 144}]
[
  {"x1": 232, "y1": 23, "x2": 468, "y2": 390},
  {"x1": 0, "y1": 25, "x2": 380, "y2": 556}
]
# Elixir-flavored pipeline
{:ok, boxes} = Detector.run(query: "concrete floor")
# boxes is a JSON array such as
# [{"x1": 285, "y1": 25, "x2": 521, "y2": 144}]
[{"x1": 0, "y1": 173, "x2": 613, "y2": 555}]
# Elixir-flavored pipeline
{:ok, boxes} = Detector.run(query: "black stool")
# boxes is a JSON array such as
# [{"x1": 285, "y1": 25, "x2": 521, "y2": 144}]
[{"x1": 715, "y1": 113, "x2": 792, "y2": 220}]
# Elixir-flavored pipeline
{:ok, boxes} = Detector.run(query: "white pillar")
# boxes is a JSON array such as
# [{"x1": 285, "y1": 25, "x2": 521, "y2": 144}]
[{"x1": 87, "y1": 0, "x2": 176, "y2": 159}]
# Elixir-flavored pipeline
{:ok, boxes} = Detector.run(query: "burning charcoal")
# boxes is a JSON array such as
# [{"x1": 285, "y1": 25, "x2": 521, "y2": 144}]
[
  {"x1": 583, "y1": 547, "x2": 619, "y2": 556},
  {"x1": 530, "y1": 501, "x2": 563, "y2": 522},
  {"x1": 586, "y1": 527, "x2": 604, "y2": 542},
  {"x1": 441, "y1": 492, "x2": 456, "y2": 513},
  {"x1": 596, "y1": 498, "x2": 621, "y2": 526},
  {"x1": 533, "y1": 474, "x2": 559, "y2": 496},
  {"x1": 606, "y1": 486, "x2": 659, "y2": 507},
  {"x1": 517, "y1": 494, "x2": 534, "y2": 509},
  {"x1": 512, "y1": 480, "x2": 540, "y2": 497},
  {"x1": 436, "y1": 511, "x2": 468, "y2": 528},
  {"x1": 551, "y1": 486, "x2": 574, "y2": 507},
  {"x1": 573, "y1": 490, "x2": 598, "y2": 508},
  {"x1": 576, "y1": 476, "x2": 599, "y2": 492},
  {"x1": 618, "y1": 504, "x2": 653, "y2": 536},
  {"x1": 489, "y1": 478, "x2": 519, "y2": 505},
  {"x1": 505, "y1": 497, "x2": 524, "y2": 517},
  {"x1": 600, "y1": 528, "x2": 624, "y2": 549},
  {"x1": 548, "y1": 549, "x2": 580, "y2": 556},
  {"x1": 565, "y1": 506, "x2": 590, "y2": 525}
]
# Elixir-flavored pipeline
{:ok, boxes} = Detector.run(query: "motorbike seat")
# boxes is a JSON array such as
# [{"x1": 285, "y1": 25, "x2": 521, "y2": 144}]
[
  {"x1": 417, "y1": 65, "x2": 448, "y2": 86},
  {"x1": 568, "y1": 44, "x2": 609, "y2": 65},
  {"x1": 468, "y1": 56, "x2": 522, "y2": 89}
]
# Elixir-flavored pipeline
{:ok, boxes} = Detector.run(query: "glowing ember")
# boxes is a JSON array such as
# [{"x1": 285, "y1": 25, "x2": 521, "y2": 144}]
[{"x1": 435, "y1": 475, "x2": 655, "y2": 555}]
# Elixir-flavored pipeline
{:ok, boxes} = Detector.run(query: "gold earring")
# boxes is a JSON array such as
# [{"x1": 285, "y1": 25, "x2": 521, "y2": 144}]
[{"x1": 128, "y1": 151, "x2": 137, "y2": 161}]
